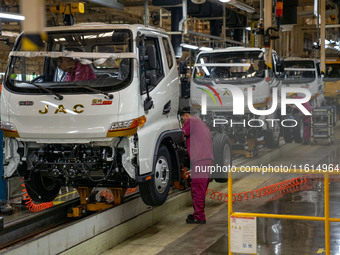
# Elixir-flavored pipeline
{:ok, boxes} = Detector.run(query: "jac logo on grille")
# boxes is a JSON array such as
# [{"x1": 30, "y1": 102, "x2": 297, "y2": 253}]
[{"x1": 39, "y1": 104, "x2": 84, "y2": 114}]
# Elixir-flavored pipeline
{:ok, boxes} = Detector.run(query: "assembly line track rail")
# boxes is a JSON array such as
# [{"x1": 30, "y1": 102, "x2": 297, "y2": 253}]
[
  {"x1": 0, "y1": 198, "x2": 79, "y2": 250},
  {"x1": 0, "y1": 191, "x2": 141, "y2": 251}
]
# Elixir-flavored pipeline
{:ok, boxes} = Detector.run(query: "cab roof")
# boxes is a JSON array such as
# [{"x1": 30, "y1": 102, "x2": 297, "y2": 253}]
[
  {"x1": 43, "y1": 23, "x2": 166, "y2": 34},
  {"x1": 198, "y1": 47, "x2": 266, "y2": 55}
]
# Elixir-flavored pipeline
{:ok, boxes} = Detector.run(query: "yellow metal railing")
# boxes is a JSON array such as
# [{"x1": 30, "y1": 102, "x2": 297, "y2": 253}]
[{"x1": 227, "y1": 168, "x2": 340, "y2": 255}]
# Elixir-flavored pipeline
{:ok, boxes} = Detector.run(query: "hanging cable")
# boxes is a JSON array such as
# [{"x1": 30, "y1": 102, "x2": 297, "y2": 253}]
[{"x1": 21, "y1": 180, "x2": 53, "y2": 212}]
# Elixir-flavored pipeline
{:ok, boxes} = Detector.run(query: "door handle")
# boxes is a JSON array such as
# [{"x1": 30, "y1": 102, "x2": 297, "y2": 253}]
[{"x1": 163, "y1": 100, "x2": 171, "y2": 114}]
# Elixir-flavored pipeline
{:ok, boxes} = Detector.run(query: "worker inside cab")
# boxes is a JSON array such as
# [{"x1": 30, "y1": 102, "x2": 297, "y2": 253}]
[{"x1": 56, "y1": 57, "x2": 96, "y2": 82}]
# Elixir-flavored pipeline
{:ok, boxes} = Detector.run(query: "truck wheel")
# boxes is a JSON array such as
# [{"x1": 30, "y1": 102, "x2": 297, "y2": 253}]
[
  {"x1": 283, "y1": 127, "x2": 293, "y2": 143},
  {"x1": 24, "y1": 171, "x2": 61, "y2": 203},
  {"x1": 139, "y1": 145, "x2": 172, "y2": 206},
  {"x1": 212, "y1": 134, "x2": 232, "y2": 183},
  {"x1": 264, "y1": 120, "x2": 280, "y2": 148},
  {"x1": 293, "y1": 118, "x2": 304, "y2": 143}
]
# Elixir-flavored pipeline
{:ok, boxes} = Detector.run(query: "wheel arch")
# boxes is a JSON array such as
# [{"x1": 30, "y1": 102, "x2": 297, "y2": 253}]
[
  {"x1": 136, "y1": 129, "x2": 183, "y2": 182},
  {"x1": 154, "y1": 130, "x2": 183, "y2": 182}
]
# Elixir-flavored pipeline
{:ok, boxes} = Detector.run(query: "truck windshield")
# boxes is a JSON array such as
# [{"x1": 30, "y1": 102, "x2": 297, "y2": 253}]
[
  {"x1": 325, "y1": 63, "x2": 340, "y2": 78},
  {"x1": 5, "y1": 29, "x2": 134, "y2": 94},
  {"x1": 193, "y1": 51, "x2": 265, "y2": 84},
  {"x1": 284, "y1": 61, "x2": 315, "y2": 79}
]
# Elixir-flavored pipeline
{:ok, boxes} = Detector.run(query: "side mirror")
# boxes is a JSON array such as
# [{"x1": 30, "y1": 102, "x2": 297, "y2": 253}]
[
  {"x1": 145, "y1": 44, "x2": 157, "y2": 70},
  {"x1": 146, "y1": 70, "x2": 157, "y2": 87},
  {"x1": 179, "y1": 61, "x2": 187, "y2": 75},
  {"x1": 180, "y1": 77, "x2": 190, "y2": 99},
  {"x1": 276, "y1": 59, "x2": 285, "y2": 73}
]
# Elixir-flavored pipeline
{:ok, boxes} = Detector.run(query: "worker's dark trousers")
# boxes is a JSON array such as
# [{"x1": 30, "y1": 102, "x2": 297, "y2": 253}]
[
  {"x1": 191, "y1": 159, "x2": 212, "y2": 221},
  {"x1": 303, "y1": 116, "x2": 311, "y2": 142}
]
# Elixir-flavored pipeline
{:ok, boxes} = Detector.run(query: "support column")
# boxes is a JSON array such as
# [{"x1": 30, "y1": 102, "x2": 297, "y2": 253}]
[
  {"x1": 264, "y1": 0, "x2": 272, "y2": 68},
  {"x1": 222, "y1": 3, "x2": 227, "y2": 42},
  {"x1": 324, "y1": 174, "x2": 330, "y2": 255},
  {"x1": 20, "y1": 0, "x2": 46, "y2": 50},
  {"x1": 144, "y1": 0, "x2": 149, "y2": 26},
  {"x1": 320, "y1": 0, "x2": 326, "y2": 72}
]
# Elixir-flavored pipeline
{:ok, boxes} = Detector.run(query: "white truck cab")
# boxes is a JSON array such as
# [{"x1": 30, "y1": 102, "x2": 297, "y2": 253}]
[
  {"x1": 191, "y1": 47, "x2": 282, "y2": 113},
  {"x1": 282, "y1": 58, "x2": 324, "y2": 107},
  {"x1": 279, "y1": 58, "x2": 323, "y2": 143},
  {"x1": 1, "y1": 24, "x2": 183, "y2": 206},
  {"x1": 189, "y1": 47, "x2": 283, "y2": 151}
]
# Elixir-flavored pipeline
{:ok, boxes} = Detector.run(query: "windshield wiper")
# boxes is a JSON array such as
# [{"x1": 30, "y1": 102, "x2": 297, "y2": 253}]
[
  {"x1": 14, "y1": 79, "x2": 63, "y2": 100},
  {"x1": 67, "y1": 83, "x2": 114, "y2": 99}
]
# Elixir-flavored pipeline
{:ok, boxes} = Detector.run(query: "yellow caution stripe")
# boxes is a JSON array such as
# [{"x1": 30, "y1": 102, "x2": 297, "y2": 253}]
[{"x1": 22, "y1": 33, "x2": 47, "y2": 51}]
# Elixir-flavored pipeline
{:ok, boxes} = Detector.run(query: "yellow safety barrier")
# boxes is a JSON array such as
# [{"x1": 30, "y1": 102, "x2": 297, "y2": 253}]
[{"x1": 227, "y1": 168, "x2": 340, "y2": 255}]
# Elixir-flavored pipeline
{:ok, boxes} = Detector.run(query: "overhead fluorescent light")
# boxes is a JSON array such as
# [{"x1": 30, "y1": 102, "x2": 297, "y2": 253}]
[
  {"x1": 219, "y1": 0, "x2": 231, "y2": 2},
  {"x1": 192, "y1": 0, "x2": 207, "y2": 3},
  {"x1": 227, "y1": 0, "x2": 255, "y2": 13},
  {"x1": 180, "y1": 43, "x2": 199, "y2": 50},
  {"x1": 199, "y1": 46, "x2": 213, "y2": 51},
  {"x1": 1, "y1": 31, "x2": 19, "y2": 37},
  {"x1": 0, "y1": 12, "x2": 25, "y2": 21},
  {"x1": 246, "y1": 26, "x2": 252, "y2": 31}
]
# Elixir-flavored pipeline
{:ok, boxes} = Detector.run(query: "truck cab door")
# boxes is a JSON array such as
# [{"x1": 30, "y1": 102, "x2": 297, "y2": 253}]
[{"x1": 137, "y1": 35, "x2": 171, "y2": 175}]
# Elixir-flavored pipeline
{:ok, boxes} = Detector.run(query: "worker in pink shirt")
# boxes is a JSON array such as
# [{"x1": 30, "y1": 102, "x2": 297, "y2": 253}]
[
  {"x1": 57, "y1": 57, "x2": 96, "y2": 81},
  {"x1": 179, "y1": 107, "x2": 214, "y2": 224}
]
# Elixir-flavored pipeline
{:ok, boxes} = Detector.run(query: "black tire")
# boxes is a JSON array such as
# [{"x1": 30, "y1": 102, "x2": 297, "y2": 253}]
[
  {"x1": 283, "y1": 127, "x2": 293, "y2": 143},
  {"x1": 293, "y1": 118, "x2": 304, "y2": 143},
  {"x1": 24, "y1": 171, "x2": 61, "y2": 203},
  {"x1": 139, "y1": 145, "x2": 172, "y2": 206},
  {"x1": 264, "y1": 120, "x2": 280, "y2": 148},
  {"x1": 212, "y1": 134, "x2": 232, "y2": 183}
]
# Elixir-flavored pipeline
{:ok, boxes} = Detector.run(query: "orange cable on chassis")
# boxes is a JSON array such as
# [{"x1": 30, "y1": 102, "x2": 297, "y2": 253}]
[{"x1": 21, "y1": 180, "x2": 53, "y2": 212}]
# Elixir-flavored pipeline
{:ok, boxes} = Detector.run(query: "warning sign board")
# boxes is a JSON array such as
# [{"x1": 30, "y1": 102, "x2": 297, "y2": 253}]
[{"x1": 230, "y1": 216, "x2": 257, "y2": 254}]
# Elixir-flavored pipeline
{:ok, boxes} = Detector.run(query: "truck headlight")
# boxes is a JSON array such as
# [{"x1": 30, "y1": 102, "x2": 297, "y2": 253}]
[
  {"x1": 107, "y1": 116, "x2": 146, "y2": 137},
  {"x1": 0, "y1": 121, "x2": 20, "y2": 137}
]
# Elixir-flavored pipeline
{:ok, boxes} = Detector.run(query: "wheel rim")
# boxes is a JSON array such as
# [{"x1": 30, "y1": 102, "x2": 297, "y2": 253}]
[
  {"x1": 223, "y1": 144, "x2": 232, "y2": 166},
  {"x1": 154, "y1": 156, "x2": 170, "y2": 194}
]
